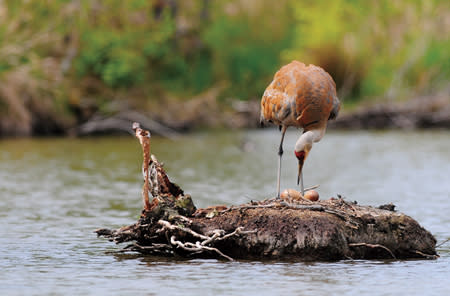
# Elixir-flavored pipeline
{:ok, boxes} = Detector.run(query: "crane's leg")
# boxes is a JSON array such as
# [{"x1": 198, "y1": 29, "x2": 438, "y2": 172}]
[{"x1": 276, "y1": 126, "x2": 287, "y2": 198}]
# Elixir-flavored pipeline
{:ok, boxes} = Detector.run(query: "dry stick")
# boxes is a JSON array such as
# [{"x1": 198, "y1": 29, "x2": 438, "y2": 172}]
[
  {"x1": 201, "y1": 227, "x2": 257, "y2": 246},
  {"x1": 221, "y1": 202, "x2": 292, "y2": 212},
  {"x1": 133, "y1": 122, "x2": 151, "y2": 211},
  {"x1": 304, "y1": 184, "x2": 320, "y2": 191},
  {"x1": 194, "y1": 242, "x2": 234, "y2": 261},
  {"x1": 414, "y1": 250, "x2": 439, "y2": 259},
  {"x1": 170, "y1": 236, "x2": 234, "y2": 261},
  {"x1": 223, "y1": 201, "x2": 357, "y2": 224},
  {"x1": 348, "y1": 242, "x2": 396, "y2": 259},
  {"x1": 280, "y1": 202, "x2": 324, "y2": 211},
  {"x1": 201, "y1": 230, "x2": 223, "y2": 246},
  {"x1": 216, "y1": 227, "x2": 257, "y2": 240},
  {"x1": 158, "y1": 220, "x2": 209, "y2": 240},
  {"x1": 436, "y1": 237, "x2": 450, "y2": 248},
  {"x1": 159, "y1": 220, "x2": 250, "y2": 261},
  {"x1": 220, "y1": 202, "x2": 285, "y2": 213},
  {"x1": 172, "y1": 215, "x2": 193, "y2": 224}
]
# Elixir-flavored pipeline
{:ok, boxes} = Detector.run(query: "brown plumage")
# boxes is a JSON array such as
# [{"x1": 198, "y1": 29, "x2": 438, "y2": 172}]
[{"x1": 260, "y1": 61, "x2": 340, "y2": 198}]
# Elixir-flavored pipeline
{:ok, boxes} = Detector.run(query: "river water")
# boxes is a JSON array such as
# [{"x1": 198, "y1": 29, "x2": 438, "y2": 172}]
[{"x1": 1, "y1": 129, "x2": 449, "y2": 295}]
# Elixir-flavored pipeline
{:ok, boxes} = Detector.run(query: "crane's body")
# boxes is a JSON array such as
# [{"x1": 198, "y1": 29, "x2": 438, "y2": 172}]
[{"x1": 260, "y1": 61, "x2": 340, "y2": 198}]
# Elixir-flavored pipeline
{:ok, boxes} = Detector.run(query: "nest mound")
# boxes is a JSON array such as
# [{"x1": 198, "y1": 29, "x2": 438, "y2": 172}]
[
  {"x1": 96, "y1": 123, "x2": 437, "y2": 261},
  {"x1": 97, "y1": 196, "x2": 437, "y2": 261}
]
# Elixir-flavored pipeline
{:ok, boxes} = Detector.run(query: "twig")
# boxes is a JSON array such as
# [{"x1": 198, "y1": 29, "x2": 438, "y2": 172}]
[
  {"x1": 201, "y1": 230, "x2": 224, "y2": 246},
  {"x1": 304, "y1": 184, "x2": 320, "y2": 191},
  {"x1": 172, "y1": 215, "x2": 193, "y2": 224},
  {"x1": 280, "y1": 202, "x2": 324, "y2": 211},
  {"x1": 194, "y1": 242, "x2": 234, "y2": 261},
  {"x1": 170, "y1": 236, "x2": 234, "y2": 261},
  {"x1": 158, "y1": 220, "x2": 209, "y2": 240},
  {"x1": 220, "y1": 202, "x2": 283, "y2": 213},
  {"x1": 414, "y1": 250, "x2": 439, "y2": 259},
  {"x1": 349, "y1": 242, "x2": 396, "y2": 259},
  {"x1": 436, "y1": 237, "x2": 450, "y2": 248},
  {"x1": 158, "y1": 219, "x2": 253, "y2": 261},
  {"x1": 202, "y1": 227, "x2": 257, "y2": 245},
  {"x1": 217, "y1": 227, "x2": 257, "y2": 240}
]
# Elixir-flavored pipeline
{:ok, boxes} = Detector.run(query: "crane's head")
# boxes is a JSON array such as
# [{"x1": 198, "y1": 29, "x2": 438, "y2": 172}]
[
  {"x1": 294, "y1": 132, "x2": 314, "y2": 185},
  {"x1": 294, "y1": 145, "x2": 311, "y2": 185}
]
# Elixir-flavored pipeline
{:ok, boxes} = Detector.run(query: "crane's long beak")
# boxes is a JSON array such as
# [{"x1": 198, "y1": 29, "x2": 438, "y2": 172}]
[
  {"x1": 297, "y1": 158, "x2": 304, "y2": 186},
  {"x1": 297, "y1": 157, "x2": 305, "y2": 195}
]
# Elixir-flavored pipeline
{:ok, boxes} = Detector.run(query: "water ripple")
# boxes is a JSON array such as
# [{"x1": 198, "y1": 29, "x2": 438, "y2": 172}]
[{"x1": 0, "y1": 131, "x2": 449, "y2": 295}]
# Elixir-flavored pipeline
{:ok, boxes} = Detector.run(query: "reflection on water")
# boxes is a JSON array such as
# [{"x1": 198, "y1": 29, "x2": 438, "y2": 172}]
[{"x1": 0, "y1": 130, "x2": 449, "y2": 295}]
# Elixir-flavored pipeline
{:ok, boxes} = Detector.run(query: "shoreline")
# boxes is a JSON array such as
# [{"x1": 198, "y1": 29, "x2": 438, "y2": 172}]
[{"x1": 1, "y1": 90, "x2": 449, "y2": 138}]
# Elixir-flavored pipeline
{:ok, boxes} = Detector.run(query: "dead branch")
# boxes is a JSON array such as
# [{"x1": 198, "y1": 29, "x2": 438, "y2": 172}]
[
  {"x1": 436, "y1": 237, "x2": 450, "y2": 248},
  {"x1": 158, "y1": 219, "x2": 209, "y2": 240},
  {"x1": 170, "y1": 236, "x2": 234, "y2": 261},
  {"x1": 215, "y1": 227, "x2": 257, "y2": 241},
  {"x1": 156, "y1": 219, "x2": 253, "y2": 261},
  {"x1": 133, "y1": 122, "x2": 151, "y2": 211},
  {"x1": 348, "y1": 243, "x2": 396, "y2": 259},
  {"x1": 304, "y1": 184, "x2": 320, "y2": 191},
  {"x1": 414, "y1": 250, "x2": 439, "y2": 259}
]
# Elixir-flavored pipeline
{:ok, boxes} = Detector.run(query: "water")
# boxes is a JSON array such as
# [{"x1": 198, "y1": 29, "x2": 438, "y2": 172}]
[{"x1": 1, "y1": 129, "x2": 449, "y2": 295}]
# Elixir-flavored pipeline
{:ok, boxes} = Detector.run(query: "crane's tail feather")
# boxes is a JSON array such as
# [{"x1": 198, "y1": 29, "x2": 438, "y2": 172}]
[
  {"x1": 259, "y1": 113, "x2": 266, "y2": 128},
  {"x1": 328, "y1": 96, "x2": 341, "y2": 120}
]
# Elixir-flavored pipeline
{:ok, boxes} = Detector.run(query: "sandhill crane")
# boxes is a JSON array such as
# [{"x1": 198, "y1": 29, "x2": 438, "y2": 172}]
[{"x1": 260, "y1": 61, "x2": 340, "y2": 198}]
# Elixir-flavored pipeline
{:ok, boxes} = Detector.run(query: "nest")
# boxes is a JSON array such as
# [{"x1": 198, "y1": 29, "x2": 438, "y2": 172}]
[{"x1": 95, "y1": 123, "x2": 437, "y2": 261}]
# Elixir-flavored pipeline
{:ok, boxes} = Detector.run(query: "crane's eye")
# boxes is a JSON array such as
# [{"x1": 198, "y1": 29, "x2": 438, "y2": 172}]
[{"x1": 295, "y1": 150, "x2": 305, "y2": 162}]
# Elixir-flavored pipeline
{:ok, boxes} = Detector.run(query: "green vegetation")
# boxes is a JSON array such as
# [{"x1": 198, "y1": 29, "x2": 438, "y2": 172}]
[
  {"x1": 286, "y1": 0, "x2": 450, "y2": 102},
  {"x1": 0, "y1": 0, "x2": 448, "y2": 136}
]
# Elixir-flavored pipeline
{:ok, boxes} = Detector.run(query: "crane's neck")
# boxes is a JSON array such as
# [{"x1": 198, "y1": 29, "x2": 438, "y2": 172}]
[{"x1": 294, "y1": 129, "x2": 324, "y2": 152}]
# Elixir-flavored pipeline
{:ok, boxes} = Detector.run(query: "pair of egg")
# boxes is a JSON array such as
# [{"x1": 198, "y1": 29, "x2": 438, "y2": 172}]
[{"x1": 280, "y1": 188, "x2": 319, "y2": 201}]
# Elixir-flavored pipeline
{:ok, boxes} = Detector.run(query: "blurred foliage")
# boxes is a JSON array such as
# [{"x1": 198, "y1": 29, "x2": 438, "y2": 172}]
[
  {"x1": 203, "y1": 1, "x2": 295, "y2": 100},
  {"x1": 286, "y1": 0, "x2": 450, "y2": 102},
  {"x1": 0, "y1": 0, "x2": 449, "y2": 135},
  {"x1": 75, "y1": 1, "x2": 185, "y2": 89}
]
